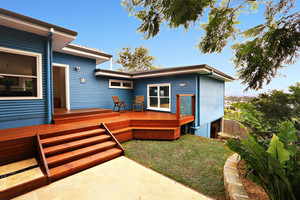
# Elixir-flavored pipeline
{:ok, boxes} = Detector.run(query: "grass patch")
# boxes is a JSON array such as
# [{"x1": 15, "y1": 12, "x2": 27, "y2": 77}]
[{"x1": 122, "y1": 134, "x2": 233, "y2": 200}]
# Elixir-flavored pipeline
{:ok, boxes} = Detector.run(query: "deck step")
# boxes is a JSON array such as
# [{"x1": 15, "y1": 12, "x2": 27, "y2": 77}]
[
  {"x1": 133, "y1": 126, "x2": 180, "y2": 140},
  {"x1": 44, "y1": 135, "x2": 111, "y2": 157},
  {"x1": 111, "y1": 127, "x2": 132, "y2": 135},
  {"x1": 53, "y1": 112, "x2": 120, "y2": 124},
  {"x1": 49, "y1": 148, "x2": 123, "y2": 181},
  {"x1": 132, "y1": 126, "x2": 179, "y2": 130},
  {"x1": 41, "y1": 128, "x2": 106, "y2": 147},
  {"x1": 46, "y1": 141, "x2": 116, "y2": 168},
  {"x1": 105, "y1": 120, "x2": 131, "y2": 131},
  {"x1": 53, "y1": 108, "x2": 112, "y2": 119}
]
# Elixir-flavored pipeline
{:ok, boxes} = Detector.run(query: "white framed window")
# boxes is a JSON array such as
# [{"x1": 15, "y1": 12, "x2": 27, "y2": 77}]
[
  {"x1": 0, "y1": 47, "x2": 43, "y2": 100},
  {"x1": 109, "y1": 79, "x2": 133, "y2": 89},
  {"x1": 147, "y1": 83, "x2": 171, "y2": 112}
]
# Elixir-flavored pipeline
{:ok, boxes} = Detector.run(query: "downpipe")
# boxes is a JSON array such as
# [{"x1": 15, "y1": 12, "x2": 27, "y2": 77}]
[{"x1": 46, "y1": 28, "x2": 54, "y2": 124}]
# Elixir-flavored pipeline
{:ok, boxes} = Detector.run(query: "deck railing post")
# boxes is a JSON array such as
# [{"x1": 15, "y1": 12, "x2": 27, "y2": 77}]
[
  {"x1": 192, "y1": 95, "x2": 195, "y2": 116},
  {"x1": 177, "y1": 94, "x2": 181, "y2": 119}
]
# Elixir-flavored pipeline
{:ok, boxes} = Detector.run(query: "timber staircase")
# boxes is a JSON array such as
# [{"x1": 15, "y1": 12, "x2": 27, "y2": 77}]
[{"x1": 39, "y1": 125, "x2": 124, "y2": 182}]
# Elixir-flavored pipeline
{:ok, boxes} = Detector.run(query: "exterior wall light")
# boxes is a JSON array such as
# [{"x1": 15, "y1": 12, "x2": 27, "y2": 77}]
[
  {"x1": 75, "y1": 66, "x2": 80, "y2": 71},
  {"x1": 179, "y1": 83, "x2": 186, "y2": 87}
]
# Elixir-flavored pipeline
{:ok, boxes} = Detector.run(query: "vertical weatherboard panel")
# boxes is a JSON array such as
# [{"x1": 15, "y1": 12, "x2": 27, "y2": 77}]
[
  {"x1": 53, "y1": 52, "x2": 133, "y2": 110},
  {"x1": 133, "y1": 74, "x2": 197, "y2": 113},
  {"x1": 199, "y1": 76, "x2": 224, "y2": 126},
  {"x1": 0, "y1": 25, "x2": 48, "y2": 130}
]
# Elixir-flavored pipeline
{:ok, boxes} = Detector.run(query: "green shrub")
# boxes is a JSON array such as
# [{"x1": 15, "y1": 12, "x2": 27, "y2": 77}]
[{"x1": 227, "y1": 122, "x2": 300, "y2": 200}]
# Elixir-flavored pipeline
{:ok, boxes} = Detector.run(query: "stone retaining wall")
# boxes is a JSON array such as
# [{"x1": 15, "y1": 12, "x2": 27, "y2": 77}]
[{"x1": 224, "y1": 153, "x2": 250, "y2": 200}]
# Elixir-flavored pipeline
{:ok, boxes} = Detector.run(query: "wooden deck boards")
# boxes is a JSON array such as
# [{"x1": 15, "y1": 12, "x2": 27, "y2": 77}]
[
  {"x1": 0, "y1": 110, "x2": 193, "y2": 142},
  {"x1": 0, "y1": 109, "x2": 195, "y2": 198}
]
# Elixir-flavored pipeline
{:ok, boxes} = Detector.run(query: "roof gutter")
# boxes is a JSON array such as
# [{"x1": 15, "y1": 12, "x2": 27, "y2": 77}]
[{"x1": 46, "y1": 28, "x2": 54, "y2": 124}]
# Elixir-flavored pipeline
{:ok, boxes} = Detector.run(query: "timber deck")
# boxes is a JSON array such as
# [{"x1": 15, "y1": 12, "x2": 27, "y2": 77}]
[{"x1": 0, "y1": 109, "x2": 194, "y2": 199}]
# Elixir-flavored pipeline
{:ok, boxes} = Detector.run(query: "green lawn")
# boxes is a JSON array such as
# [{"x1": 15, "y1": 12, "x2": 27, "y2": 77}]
[{"x1": 121, "y1": 134, "x2": 233, "y2": 200}]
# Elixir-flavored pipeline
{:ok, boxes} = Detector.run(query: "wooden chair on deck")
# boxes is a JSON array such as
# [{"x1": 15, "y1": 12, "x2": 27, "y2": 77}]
[
  {"x1": 133, "y1": 96, "x2": 144, "y2": 112},
  {"x1": 112, "y1": 96, "x2": 126, "y2": 112}
]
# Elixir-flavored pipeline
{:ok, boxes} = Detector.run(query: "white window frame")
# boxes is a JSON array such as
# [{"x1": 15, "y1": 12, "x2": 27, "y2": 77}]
[
  {"x1": 0, "y1": 47, "x2": 43, "y2": 100},
  {"x1": 109, "y1": 79, "x2": 133, "y2": 89},
  {"x1": 147, "y1": 83, "x2": 171, "y2": 112}
]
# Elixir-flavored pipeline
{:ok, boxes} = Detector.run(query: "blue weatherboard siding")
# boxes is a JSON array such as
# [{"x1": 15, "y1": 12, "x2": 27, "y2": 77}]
[
  {"x1": 133, "y1": 74, "x2": 196, "y2": 113},
  {"x1": 193, "y1": 75, "x2": 224, "y2": 137},
  {"x1": 53, "y1": 52, "x2": 133, "y2": 110},
  {"x1": 199, "y1": 75, "x2": 224, "y2": 126},
  {"x1": 0, "y1": 25, "x2": 48, "y2": 129},
  {"x1": 194, "y1": 123, "x2": 211, "y2": 137}
]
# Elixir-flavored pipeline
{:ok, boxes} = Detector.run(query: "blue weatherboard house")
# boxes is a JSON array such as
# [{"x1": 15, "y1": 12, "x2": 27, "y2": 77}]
[{"x1": 0, "y1": 8, "x2": 234, "y2": 138}]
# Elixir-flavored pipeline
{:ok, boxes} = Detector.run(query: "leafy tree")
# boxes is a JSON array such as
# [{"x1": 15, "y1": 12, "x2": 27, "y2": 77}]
[
  {"x1": 122, "y1": 0, "x2": 299, "y2": 90},
  {"x1": 115, "y1": 45, "x2": 160, "y2": 72},
  {"x1": 231, "y1": 102, "x2": 271, "y2": 138},
  {"x1": 227, "y1": 82, "x2": 300, "y2": 138},
  {"x1": 289, "y1": 82, "x2": 300, "y2": 126},
  {"x1": 253, "y1": 90, "x2": 294, "y2": 128},
  {"x1": 227, "y1": 122, "x2": 300, "y2": 200}
]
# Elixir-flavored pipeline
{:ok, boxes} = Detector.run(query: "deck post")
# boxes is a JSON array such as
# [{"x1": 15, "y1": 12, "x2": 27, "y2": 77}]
[
  {"x1": 176, "y1": 94, "x2": 181, "y2": 119},
  {"x1": 192, "y1": 95, "x2": 195, "y2": 116}
]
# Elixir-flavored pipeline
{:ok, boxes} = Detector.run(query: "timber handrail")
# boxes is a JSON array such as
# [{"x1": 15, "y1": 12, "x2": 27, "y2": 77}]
[
  {"x1": 101, "y1": 123, "x2": 125, "y2": 155},
  {"x1": 176, "y1": 94, "x2": 195, "y2": 120},
  {"x1": 36, "y1": 133, "x2": 51, "y2": 184}
]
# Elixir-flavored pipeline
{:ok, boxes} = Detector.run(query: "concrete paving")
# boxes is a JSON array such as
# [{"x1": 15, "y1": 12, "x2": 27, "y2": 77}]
[{"x1": 13, "y1": 156, "x2": 211, "y2": 200}]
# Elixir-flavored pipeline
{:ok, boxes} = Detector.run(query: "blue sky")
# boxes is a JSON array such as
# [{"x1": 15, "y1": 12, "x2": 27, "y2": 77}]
[{"x1": 1, "y1": 0, "x2": 299, "y2": 96}]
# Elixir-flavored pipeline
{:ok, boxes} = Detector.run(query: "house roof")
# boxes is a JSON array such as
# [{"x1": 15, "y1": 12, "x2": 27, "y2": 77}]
[
  {"x1": 0, "y1": 8, "x2": 78, "y2": 36},
  {"x1": 0, "y1": 8, "x2": 111, "y2": 64},
  {"x1": 95, "y1": 64, "x2": 235, "y2": 82}
]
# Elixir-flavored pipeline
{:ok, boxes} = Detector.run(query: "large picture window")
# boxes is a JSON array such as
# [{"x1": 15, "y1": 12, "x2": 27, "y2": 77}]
[
  {"x1": 0, "y1": 47, "x2": 42, "y2": 100},
  {"x1": 147, "y1": 83, "x2": 171, "y2": 111}
]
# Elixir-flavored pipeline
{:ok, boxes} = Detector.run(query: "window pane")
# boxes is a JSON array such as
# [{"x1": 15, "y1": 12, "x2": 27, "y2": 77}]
[
  {"x1": 160, "y1": 86, "x2": 169, "y2": 97},
  {"x1": 122, "y1": 82, "x2": 132, "y2": 87},
  {"x1": 180, "y1": 96, "x2": 192, "y2": 115},
  {"x1": 111, "y1": 81, "x2": 121, "y2": 87},
  {"x1": 160, "y1": 98, "x2": 170, "y2": 108},
  {"x1": 149, "y1": 97, "x2": 158, "y2": 107},
  {"x1": 149, "y1": 86, "x2": 157, "y2": 96},
  {"x1": 0, "y1": 76, "x2": 37, "y2": 97},
  {"x1": 0, "y1": 52, "x2": 37, "y2": 76}
]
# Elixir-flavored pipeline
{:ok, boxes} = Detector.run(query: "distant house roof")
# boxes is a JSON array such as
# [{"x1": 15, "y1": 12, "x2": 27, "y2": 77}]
[
  {"x1": 95, "y1": 64, "x2": 235, "y2": 82},
  {"x1": 0, "y1": 8, "x2": 111, "y2": 64}
]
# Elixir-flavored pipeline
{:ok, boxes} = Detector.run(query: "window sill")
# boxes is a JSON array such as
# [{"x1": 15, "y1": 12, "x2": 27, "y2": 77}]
[
  {"x1": 0, "y1": 97, "x2": 43, "y2": 100},
  {"x1": 147, "y1": 107, "x2": 171, "y2": 112}
]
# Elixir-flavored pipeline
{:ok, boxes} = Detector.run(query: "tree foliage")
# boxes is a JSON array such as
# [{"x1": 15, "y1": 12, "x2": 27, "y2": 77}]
[
  {"x1": 227, "y1": 121, "x2": 300, "y2": 200},
  {"x1": 115, "y1": 45, "x2": 159, "y2": 72},
  {"x1": 227, "y1": 82, "x2": 300, "y2": 138},
  {"x1": 122, "y1": 0, "x2": 299, "y2": 91}
]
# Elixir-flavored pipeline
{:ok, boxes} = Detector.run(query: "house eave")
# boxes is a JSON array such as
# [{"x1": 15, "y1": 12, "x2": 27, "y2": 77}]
[
  {"x1": 0, "y1": 8, "x2": 111, "y2": 65},
  {"x1": 95, "y1": 65, "x2": 235, "y2": 82}
]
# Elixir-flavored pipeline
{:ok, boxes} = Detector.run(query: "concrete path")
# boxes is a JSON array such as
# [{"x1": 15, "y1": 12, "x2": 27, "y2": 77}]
[{"x1": 14, "y1": 156, "x2": 211, "y2": 200}]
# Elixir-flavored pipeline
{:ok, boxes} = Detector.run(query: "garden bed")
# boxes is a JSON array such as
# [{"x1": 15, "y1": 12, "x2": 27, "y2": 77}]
[{"x1": 237, "y1": 160, "x2": 270, "y2": 200}]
